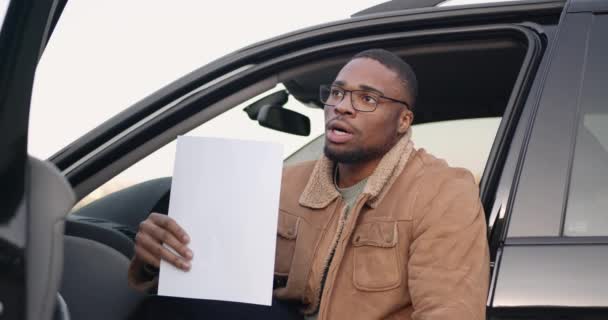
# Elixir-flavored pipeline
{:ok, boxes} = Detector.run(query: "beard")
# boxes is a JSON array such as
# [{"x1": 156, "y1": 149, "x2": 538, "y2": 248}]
[{"x1": 324, "y1": 138, "x2": 396, "y2": 164}]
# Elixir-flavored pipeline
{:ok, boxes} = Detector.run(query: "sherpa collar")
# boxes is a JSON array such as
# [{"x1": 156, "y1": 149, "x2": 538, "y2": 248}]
[{"x1": 298, "y1": 129, "x2": 414, "y2": 209}]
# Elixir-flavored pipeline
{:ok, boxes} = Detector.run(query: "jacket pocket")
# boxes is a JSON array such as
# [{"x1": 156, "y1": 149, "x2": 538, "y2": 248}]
[
  {"x1": 352, "y1": 221, "x2": 401, "y2": 291},
  {"x1": 275, "y1": 212, "x2": 300, "y2": 276}
]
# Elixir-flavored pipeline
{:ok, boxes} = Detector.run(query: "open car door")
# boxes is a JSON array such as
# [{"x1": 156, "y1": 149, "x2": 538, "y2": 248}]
[{"x1": 0, "y1": 1, "x2": 72, "y2": 320}]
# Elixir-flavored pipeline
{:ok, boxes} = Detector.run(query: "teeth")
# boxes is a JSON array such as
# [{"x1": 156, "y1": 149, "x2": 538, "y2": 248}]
[{"x1": 334, "y1": 129, "x2": 348, "y2": 136}]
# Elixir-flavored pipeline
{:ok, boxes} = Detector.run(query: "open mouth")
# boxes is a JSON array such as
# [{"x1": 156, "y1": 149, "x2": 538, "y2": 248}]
[
  {"x1": 326, "y1": 121, "x2": 355, "y2": 144},
  {"x1": 331, "y1": 128, "x2": 350, "y2": 135}
]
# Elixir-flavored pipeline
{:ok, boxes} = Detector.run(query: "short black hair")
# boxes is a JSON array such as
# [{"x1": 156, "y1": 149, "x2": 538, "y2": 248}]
[{"x1": 351, "y1": 49, "x2": 418, "y2": 109}]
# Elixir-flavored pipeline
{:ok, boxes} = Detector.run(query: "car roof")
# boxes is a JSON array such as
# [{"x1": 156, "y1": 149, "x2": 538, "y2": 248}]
[
  {"x1": 353, "y1": 0, "x2": 557, "y2": 16},
  {"x1": 438, "y1": 0, "x2": 524, "y2": 7}
]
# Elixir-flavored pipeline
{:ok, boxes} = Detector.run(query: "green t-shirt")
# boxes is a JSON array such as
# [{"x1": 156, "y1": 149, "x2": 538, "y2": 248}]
[{"x1": 336, "y1": 176, "x2": 368, "y2": 214}]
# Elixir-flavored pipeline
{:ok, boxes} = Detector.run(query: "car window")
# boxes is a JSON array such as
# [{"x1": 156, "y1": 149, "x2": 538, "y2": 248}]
[
  {"x1": 286, "y1": 118, "x2": 501, "y2": 184},
  {"x1": 563, "y1": 15, "x2": 608, "y2": 236},
  {"x1": 407, "y1": 118, "x2": 500, "y2": 183},
  {"x1": 62, "y1": 27, "x2": 534, "y2": 213},
  {"x1": 73, "y1": 85, "x2": 324, "y2": 210},
  {"x1": 75, "y1": 113, "x2": 499, "y2": 210}
]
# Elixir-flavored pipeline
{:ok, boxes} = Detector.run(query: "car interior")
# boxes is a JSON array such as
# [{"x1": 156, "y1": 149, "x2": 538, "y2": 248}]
[
  {"x1": 25, "y1": 157, "x2": 75, "y2": 320},
  {"x1": 58, "y1": 31, "x2": 531, "y2": 319}
]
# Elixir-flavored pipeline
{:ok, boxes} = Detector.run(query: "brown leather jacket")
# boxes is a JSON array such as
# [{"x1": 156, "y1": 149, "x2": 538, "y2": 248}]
[{"x1": 129, "y1": 133, "x2": 490, "y2": 319}]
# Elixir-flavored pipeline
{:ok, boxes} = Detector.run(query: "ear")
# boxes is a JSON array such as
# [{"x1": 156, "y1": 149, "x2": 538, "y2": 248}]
[{"x1": 396, "y1": 108, "x2": 413, "y2": 134}]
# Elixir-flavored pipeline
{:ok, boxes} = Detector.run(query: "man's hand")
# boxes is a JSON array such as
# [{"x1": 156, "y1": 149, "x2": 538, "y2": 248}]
[{"x1": 134, "y1": 212, "x2": 193, "y2": 271}]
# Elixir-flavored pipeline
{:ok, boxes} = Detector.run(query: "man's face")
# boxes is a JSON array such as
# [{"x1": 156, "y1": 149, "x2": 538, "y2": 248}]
[{"x1": 324, "y1": 58, "x2": 413, "y2": 164}]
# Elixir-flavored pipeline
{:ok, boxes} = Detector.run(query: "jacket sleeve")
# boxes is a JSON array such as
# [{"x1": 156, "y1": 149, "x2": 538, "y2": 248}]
[
  {"x1": 128, "y1": 256, "x2": 159, "y2": 293},
  {"x1": 408, "y1": 169, "x2": 490, "y2": 320}
]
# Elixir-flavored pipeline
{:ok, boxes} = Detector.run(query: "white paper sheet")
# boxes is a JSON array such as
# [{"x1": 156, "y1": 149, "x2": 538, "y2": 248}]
[{"x1": 158, "y1": 136, "x2": 283, "y2": 306}]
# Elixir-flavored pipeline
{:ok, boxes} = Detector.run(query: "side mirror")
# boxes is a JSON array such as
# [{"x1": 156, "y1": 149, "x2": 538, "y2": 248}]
[
  {"x1": 243, "y1": 90, "x2": 289, "y2": 120},
  {"x1": 257, "y1": 105, "x2": 311, "y2": 136}
]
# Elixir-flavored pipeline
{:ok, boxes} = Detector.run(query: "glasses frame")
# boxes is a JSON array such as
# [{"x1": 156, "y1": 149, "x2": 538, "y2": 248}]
[{"x1": 319, "y1": 84, "x2": 410, "y2": 112}]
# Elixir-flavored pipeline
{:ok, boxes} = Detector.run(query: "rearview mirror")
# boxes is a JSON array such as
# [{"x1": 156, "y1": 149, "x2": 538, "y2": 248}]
[
  {"x1": 243, "y1": 90, "x2": 289, "y2": 120},
  {"x1": 257, "y1": 105, "x2": 311, "y2": 136}
]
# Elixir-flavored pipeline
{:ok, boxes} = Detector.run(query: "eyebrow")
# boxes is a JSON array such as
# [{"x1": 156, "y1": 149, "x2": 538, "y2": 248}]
[
  {"x1": 331, "y1": 81, "x2": 385, "y2": 96},
  {"x1": 359, "y1": 84, "x2": 384, "y2": 96}
]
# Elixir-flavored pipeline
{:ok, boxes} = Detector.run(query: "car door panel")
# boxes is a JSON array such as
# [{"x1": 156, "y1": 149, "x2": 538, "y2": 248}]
[
  {"x1": 0, "y1": 1, "x2": 71, "y2": 319},
  {"x1": 495, "y1": 244, "x2": 608, "y2": 308},
  {"x1": 491, "y1": 3, "x2": 608, "y2": 318}
]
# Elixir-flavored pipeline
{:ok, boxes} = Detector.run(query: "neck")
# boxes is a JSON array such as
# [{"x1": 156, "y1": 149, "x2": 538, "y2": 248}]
[{"x1": 336, "y1": 157, "x2": 382, "y2": 188}]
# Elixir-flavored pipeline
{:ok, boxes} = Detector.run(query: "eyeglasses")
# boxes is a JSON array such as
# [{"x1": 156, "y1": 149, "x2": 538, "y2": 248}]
[{"x1": 319, "y1": 84, "x2": 410, "y2": 112}]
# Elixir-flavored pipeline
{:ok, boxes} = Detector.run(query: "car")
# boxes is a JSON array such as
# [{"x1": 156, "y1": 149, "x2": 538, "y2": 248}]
[{"x1": 1, "y1": 0, "x2": 608, "y2": 319}]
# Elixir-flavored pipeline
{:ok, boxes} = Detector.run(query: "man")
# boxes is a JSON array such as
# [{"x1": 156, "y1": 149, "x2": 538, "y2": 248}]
[{"x1": 128, "y1": 49, "x2": 490, "y2": 319}]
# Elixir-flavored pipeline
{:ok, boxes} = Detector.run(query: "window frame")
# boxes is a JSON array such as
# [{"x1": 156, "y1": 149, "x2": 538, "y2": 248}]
[{"x1": 55, "y1": 24, "x2": 542, "y2": 204}]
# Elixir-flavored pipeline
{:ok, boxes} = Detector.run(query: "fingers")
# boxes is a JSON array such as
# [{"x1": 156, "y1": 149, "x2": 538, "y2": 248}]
[
  {"x1": 134, "y1": 244, "x2": 160, "y2": 268},
  {"x1": 137, "y1": 231, "x2": 191, "y2": 271},
  {"x1": 139, "y1": 219, "x2": 193, "y2": 260},
  {"x1": 150, "y1": 213, "x2": 190, "y2": 244},
  {"x1": 134, "y1": 213, "x2": 193, "y2": 272}
]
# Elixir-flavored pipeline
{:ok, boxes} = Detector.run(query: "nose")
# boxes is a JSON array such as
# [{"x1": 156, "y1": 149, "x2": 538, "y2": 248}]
[{"x1": 333, "y1": 92, "x2": 356, "y2": 116}]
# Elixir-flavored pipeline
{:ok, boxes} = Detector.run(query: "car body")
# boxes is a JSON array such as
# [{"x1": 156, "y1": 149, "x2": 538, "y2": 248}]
[{"x1": 1, "y1": 0, "x2": 608, "y2": 319}]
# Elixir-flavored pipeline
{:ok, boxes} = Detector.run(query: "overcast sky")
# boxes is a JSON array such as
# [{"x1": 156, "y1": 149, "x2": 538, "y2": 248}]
[
  {"x1": 29, "y1": 1, "x2": 385, "y2": 159},
  {"x1": 27, "y1": 0, "x2": 501, "y2": 194}
]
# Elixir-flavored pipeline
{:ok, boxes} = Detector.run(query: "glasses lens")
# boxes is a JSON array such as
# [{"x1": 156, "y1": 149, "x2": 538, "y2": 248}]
[
  {"x1": 352, "y1": 91, "x2": 379, "y2": 112},
  {"x1": 320, "y1": 85, "x2": 344, "y2": 105}
]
